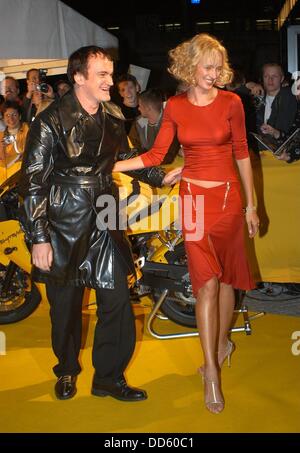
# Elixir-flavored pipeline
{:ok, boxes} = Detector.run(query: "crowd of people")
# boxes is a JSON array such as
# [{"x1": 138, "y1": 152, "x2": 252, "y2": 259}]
[{"x1": 0, "y1": 72, "x2": 72, "y2": 169}]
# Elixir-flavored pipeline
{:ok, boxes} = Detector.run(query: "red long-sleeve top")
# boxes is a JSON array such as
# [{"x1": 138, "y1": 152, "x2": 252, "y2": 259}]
[{"x1": 141, "y1": 89, "x2": 249, "y2": 182}]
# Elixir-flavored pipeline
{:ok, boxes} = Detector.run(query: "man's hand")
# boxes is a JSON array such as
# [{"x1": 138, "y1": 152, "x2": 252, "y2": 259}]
[
  {"x1": 32, "y1": 243, "x2": 53, "y2": 271},
  {"x1": 277, "y1": 150, "x2": 290, "y2": 161},
  {"x1": 162, "y1": 166, "x2": 183, "y2": 186},
  {"x1": 260, "y1": 123, "x2": 280, "y2": 139},
  {"x1": 26, "y1": 81, "x2": 37, "y2": 99}
]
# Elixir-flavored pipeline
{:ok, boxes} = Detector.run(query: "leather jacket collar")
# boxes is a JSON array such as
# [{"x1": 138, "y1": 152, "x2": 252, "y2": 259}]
[{"x1": 59, "y1": 90, "x2": 125, "y2": 132}]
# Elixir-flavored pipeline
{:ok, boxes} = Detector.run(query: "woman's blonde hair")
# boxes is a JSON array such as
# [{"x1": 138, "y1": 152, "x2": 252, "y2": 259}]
[{"x1": 168, "y1": 33, "x2": 233, "y2": 87}]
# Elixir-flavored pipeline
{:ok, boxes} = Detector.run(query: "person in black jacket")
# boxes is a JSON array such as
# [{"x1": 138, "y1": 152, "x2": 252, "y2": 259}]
[
  {"x1": 256, "y1": 63, "x2": 297, "y2": 141},
  {"x1": 19, "y1": 46, "x2": 165, "y2": 402},
  {"x1": 115, "y1": 74, "x2": 141, "y2": 134}
]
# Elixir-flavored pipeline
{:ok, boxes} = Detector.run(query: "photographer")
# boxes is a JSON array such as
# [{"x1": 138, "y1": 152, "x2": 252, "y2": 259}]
[
  {"x1": 0, "y1": 101, "x2": 29, "y2": 167},
  {"x1": 22, "y1": 68, "x2": 55, "y2": 123}
]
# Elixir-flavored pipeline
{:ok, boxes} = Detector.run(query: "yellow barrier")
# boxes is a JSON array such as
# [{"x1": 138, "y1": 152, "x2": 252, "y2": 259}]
[{"x1": 247, "y1": 151, "x2": 300, "y2": 282}]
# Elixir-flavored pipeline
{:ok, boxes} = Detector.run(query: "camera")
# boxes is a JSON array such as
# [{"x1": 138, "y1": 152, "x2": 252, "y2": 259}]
[
  {"x1": 36, "y1": 69, "x2": 49, "y2": 93},
  {"x1": 253, "y1": 94, "x2": 265, "y2": 111},
  {"x1": 3, "y1": 135, "x2": 16, "y2": 145}
]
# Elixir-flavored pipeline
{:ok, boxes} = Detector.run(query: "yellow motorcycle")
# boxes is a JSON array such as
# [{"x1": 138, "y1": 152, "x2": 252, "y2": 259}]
[
  {"x1": 0, "y1": 164, "x2": 197, "y2": 328},
  {"x1": 0, "y1": 169, "x2": 41, "y2": 323},
  {"x1": 114, "y1": 171, "x2": 196, "y2": 328}
]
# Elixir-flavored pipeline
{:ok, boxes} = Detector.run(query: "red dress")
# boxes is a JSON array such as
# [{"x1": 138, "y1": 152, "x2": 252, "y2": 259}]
[{"x1": 141, "y1": 90, "x2": 255, "y2": 295}]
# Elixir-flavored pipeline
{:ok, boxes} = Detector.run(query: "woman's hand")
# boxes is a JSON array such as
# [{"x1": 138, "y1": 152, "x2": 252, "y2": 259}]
[
  {"x1": 246, "y1": 82, "x2": 264, "y2": 97},
  {"x1": 162, "y1": 166, "x2": 183, "y2": 186},
  {"x1": 246, "y1": 210, "x2": 260, "y2": 238}
]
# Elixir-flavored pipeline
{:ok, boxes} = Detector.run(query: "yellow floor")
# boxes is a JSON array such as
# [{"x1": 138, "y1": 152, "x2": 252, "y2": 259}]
[{"x1": 0, "y1": 297, "x2": 299, "y2": 433}]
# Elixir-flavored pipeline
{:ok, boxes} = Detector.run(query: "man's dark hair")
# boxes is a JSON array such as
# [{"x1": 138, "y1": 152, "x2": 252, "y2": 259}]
[
  {"x1": 116, "y1": 73, "x2": 139, "y2": 88},
  {"x1": 2, "y1": 100, "x2": 22, "y2": 116},
  {"x1": 138, "y1": 88, "x2": 164, "y2": 112},
  {"x1": 26, "y1": 68, "x2": 39, "y2": 80},
  {"x1": 54, "y1": 78, "x2": 72, "y2": 91},
  {"x1": 67, "y1": 46, "x2": 112, "y2": 84},
  {"x1": 4, "y1": 76, "x2": 19, "y2": 90}
]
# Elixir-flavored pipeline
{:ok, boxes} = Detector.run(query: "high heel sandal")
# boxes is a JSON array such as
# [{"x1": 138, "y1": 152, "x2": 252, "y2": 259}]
[
  {"x1": 198, "y1": 340, "x2": 235, "y2": 376},
  {"x1": 218, "y1": 340, "x2": 235, "y2": 368},
  {"x1": 200, "y1": 371, "x2": 224, "y2": 414}
]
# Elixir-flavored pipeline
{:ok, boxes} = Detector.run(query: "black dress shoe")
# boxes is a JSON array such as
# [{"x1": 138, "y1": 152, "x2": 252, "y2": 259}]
[
  {"x1": 55, "y1": 375, "x2": 77, "y2": 400},
  {"x1": 91, "y1": 377, "x2": 147, "y2": 402}
]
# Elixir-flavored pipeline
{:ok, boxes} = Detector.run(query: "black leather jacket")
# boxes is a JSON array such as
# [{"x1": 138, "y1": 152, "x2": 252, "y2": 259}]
[
  {"x1": 256, "y1": 86, "x2": 297, "y2": 136},
  {"x1": 19, "y1": 90, "x2": 165, "y2": 289}
]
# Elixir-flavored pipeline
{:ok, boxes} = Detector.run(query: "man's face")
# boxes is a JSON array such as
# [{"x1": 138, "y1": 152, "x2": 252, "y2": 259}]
[
  {"x1": 27, "y1": 70, "x2": 39, "y2": 85},
  {"x1": 3, "y1": 78, "x2": 19, "y2": 101},
  {"x1": 78, "y1": 54, "x2": 113, "y2": 103},
  {"x1": 263, "y1": 66, "x2": 283, "y2": 95},
  {"x1": 118, "y1": 81, "x2": 138, "y2": 103},
  {"x1": 57, "y1": 82, "x2": 70, "y2": 98},
  {"x1": 138, "y1": 99, "x2": 149, "y2": 118}
]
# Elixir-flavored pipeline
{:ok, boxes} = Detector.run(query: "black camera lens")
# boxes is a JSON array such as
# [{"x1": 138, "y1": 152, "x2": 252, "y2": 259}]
[
  {"x1": 40, "y1": 83, "x2": 49, "y2": 93},
  {"x1": 38, "y1": 69, "x2": 48, "y2": 93}
]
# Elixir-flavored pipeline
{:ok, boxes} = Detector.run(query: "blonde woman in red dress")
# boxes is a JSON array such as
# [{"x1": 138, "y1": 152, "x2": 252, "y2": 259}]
[{"x1": 114, "y1": 33, "x2": 259, "y2": 414}]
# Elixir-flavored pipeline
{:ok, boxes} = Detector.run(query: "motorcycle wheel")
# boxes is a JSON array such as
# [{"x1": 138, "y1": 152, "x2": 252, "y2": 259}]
[
  {"x1": 0, "y1": 264, "x2": 41, "y2": 324},
  {"x1": 154, "y1": 242, "x2": 197, "y2": 328}
]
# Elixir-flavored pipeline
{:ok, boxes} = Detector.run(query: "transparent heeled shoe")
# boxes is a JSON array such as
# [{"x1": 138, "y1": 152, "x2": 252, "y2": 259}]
[
  {"x1": 200, "y1": 371, "x2": 224, "y2": 414},
  {"x1": 219, "y1": 339, "x2": 235, "y2": 368},
  {"x1": 198, "y1": 340, "x2": 235, "y2": 377}
]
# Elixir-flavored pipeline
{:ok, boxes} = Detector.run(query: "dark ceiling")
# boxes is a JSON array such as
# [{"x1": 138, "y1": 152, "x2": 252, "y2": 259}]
[{"x1": 61, "y1": 0, "x2": 287, "y2": 27}]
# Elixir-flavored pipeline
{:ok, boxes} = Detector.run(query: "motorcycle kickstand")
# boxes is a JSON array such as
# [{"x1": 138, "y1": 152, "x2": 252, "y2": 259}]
[
  {"x1": 146, "y1": 292, "x2": 261, "y2": 340},
  {"x1": 147, "y1": 289, "x2": 199, "y2": 340}
]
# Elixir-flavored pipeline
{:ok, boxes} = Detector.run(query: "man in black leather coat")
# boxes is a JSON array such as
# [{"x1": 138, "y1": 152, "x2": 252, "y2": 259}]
[{"x1": 19, "y1": 46, "x2": 165, "y2": 401}]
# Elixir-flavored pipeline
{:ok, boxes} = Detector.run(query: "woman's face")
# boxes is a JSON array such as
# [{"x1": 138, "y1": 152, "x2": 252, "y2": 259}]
[
  {"x1": 3, "y1": 108, "x2": 21, "y2": 129},
  {"x1": 194, "y1": 51, "x2": 223, "y2": 92},
  {"x1": 32, "y1": 90, "x2": 43, "y2": 106}
]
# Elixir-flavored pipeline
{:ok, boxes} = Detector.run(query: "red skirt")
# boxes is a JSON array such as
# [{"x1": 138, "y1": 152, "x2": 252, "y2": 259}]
[{"x1": 179, "y1": 180, "x2": 255, "y2": 296}]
